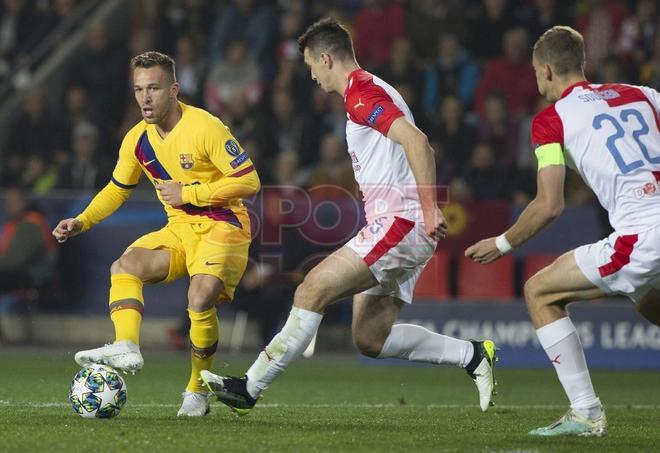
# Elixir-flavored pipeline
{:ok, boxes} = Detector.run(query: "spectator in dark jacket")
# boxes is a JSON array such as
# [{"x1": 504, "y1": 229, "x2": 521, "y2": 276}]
[
  {"x1": 423, "y1": 31, "x2": 479, "y2": 113},
  {"x1": 0, "y1": 187, "x2": 54, "y2": 291}
]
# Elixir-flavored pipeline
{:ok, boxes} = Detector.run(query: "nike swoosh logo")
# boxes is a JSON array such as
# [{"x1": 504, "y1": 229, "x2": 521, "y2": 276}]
[
  {"x1": 143, "y1": 159, "x2": 155, "y2": 166},
  {"x1": 205, "y1": 261, "x2": 222, "y2": 266}
]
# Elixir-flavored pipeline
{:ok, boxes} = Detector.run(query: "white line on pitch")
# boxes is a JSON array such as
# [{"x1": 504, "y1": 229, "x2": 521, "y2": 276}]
[{"x1": 0, "y1": 401, "x2": 659, "y2": 410}]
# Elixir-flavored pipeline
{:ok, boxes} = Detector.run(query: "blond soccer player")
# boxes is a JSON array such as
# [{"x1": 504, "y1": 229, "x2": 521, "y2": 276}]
[{"x1": 467, "y1": 26, "x2": 660, "y2": 436}]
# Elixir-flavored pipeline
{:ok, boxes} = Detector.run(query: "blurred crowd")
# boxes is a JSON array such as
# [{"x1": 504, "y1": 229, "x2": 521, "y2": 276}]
[{"x1": 1, "y1": 0, "x2": 659, "y2": 208}]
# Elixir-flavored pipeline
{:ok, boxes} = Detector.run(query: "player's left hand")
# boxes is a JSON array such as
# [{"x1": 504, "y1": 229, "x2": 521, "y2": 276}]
[
  {"x1": 465, "y1": 237, "x2": 504, "y2": 264},
  {"x1": 156, "y1": 181, "x2": 184, "y2": 207}
]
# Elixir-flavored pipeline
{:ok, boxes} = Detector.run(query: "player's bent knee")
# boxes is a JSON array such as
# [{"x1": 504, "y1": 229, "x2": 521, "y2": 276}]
[
  {"x1": 523, "y1": 276, "x2": 544, "y2": 307},
  {"x1": 353, "y1": 335, "x2": 383, "y2": 358},
  {"x1": 110, "y1": 254, "x2": 144, "y2": 279},
  {"x1": 187, "y1": 293, "x2": 215, "y2": 312}
]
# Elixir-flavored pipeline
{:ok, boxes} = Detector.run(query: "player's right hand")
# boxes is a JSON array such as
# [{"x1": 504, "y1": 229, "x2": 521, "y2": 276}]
[
  {"x1": 424, "y1": 206, "x2": 448, "y2": 241},
  {"x1": 52, "y1": 218, "x2": 83, "y2": 243}
]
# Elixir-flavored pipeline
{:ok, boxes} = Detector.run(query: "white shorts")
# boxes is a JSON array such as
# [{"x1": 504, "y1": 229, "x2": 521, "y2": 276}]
[
  {"x1": 574, "y1": 225, "x2": 660, "y2": 303},
  {"x1": 345, "y1": 215, "x2": 437, "y2": 303}
]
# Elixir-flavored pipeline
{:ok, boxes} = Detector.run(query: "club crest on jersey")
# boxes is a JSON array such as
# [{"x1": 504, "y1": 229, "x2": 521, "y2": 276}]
[
  {"x1": 179, "y1": 153, "x2": 194, "y2": 170},
  {"x1": 225, "y1": 139, "x2": 240, "y2": 157}
]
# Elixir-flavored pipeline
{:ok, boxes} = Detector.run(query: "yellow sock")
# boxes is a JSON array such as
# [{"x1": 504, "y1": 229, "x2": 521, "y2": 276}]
[
  {"x1": 187, "y1": 307, "x2": 219, "y2": 392},
  {"x1": 109, "y1": 273, "x2": 144, "y2": 345}
]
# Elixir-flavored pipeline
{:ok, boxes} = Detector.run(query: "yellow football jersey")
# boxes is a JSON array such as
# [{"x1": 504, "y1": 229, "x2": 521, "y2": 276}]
[{"x1": 112, "y1": 102, "x2": 255, "y2": 227}]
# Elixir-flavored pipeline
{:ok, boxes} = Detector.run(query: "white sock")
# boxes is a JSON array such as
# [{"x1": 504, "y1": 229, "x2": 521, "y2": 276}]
[
  {"x1": 245, "y1": 307, "x2": 322, "y2": 398},
  {"x1": 377, "y1": 324, "x2": 474, "y2": 367},
  {"x1": 536, "y1": 317, "x2": 602, "y2": 419}
]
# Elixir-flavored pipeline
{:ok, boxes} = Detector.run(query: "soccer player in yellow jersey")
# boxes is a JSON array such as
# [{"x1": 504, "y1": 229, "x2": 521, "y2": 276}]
[{"x1": 52, "y1": 51, "x2": 260, "y2": 416}]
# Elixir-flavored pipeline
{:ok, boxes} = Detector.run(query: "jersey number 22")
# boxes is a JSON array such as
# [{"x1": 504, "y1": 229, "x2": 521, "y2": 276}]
[{"x1": 592, "y1": 108, "x2": 659, "y2": 174}]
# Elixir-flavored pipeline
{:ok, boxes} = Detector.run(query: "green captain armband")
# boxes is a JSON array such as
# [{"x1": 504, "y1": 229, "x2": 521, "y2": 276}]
[{"x1": 535, "y1": 143, "x2": 565, "y2": 170}]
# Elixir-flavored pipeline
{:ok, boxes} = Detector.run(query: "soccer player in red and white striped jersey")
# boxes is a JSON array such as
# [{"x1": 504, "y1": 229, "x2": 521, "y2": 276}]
[
  {"x1": 466, "y1": 26, "x2": 660, "y2": 437},
  {"x1": 200, "y1": 18, "x2": 497, "y2": 415}
]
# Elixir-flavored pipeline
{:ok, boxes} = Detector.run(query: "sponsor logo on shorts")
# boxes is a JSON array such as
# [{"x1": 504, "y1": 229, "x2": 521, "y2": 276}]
[{"x1": 632, "y1": 181, "x2": 660, "y2": 199}]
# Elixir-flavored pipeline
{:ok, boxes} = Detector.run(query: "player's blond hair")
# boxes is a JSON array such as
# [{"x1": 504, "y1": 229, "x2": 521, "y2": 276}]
[
  {"x1": 130, "y1": 51, "x2": 176, "y2": 83},
  {"x1": 533, "y1": 26, "x2": 585, "y2": 76}
]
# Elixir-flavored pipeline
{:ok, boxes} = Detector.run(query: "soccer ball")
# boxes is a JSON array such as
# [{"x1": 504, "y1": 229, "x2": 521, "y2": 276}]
[{"x1": 69, "y1": 364, "x2": 127, "y2": 418}]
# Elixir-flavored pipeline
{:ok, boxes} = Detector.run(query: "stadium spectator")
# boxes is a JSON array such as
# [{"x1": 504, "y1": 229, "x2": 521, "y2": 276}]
[
  {"x1": 453, "y1": 141, "x2": 509, "y2": 201},
  {"x1": 299, "y1": 87, "x2": 335, "y2": 167},
  {"x1": 353, "y1": 0, "x2": 406, "y2": 70},
  {"x1": 0, "y1": 187, "x2": 54, "y2": 293},
  {"x1": 208, "y1": 0, "x2": 276, "y2": 73},
  {"x1": 3, "y1": 87, "x2": 67, "y2": 188},
  {"x1": 275, "y1": 9, "x2": 304, "y2": 71},
  {"x1": 406, "y1": 0, "x2": 464, "y2": 63},
  {"x1": 429, "y1": 139, "x2": 455, "y2": 190},
  {"x1": 325, "y1": 93, "x2": 349, "y2": 142},
  {"x1": 375, "y1": 37, "x2": 423, "y2": 97},
  {"x1": 38, "y1": 0, "x2": 79, "y2": 38},
  {"x1": 254, "y1": 89, "x2": 303, "y2": 162},
  {"x1": 129, "y1": 29, "x2": 155, "y2": 64},
  {"x1": 617, "y1": 0, "x2": 659, "y2": 71},
  {"x1": 474, "y1": 26, "x2": 538, "y2": 119},
  {"x1": 56, "y1": 122, "x2": 112, "y2": 191},
  {"x1": 508, "y1": 151, "x2": 537, "y2": 208},
  {"x1": 272, "y1": 149, "x2": 308, "y2": 188},
  {"x1": 639, "y1": 34, "x2": 660, "y2": 87},
  {"x1": 466, "y1": 0, "x2": 518, "y2": 60},
  {"x1": 62, "y1": 86, "x2": 93, "y2": 131},
  {"x1": 204, "y1": 38, "x2": 262, "y2": 116},
  {"x1": 574, "y1": 0, "x2": 628, "y2": 77},
  {"x1": 67, "y1": 20, "x2": 128, "y2": 126},
  {"x1": 477, "y1": 92, "x2": 519, "y2": 165},
  {"x1": 518, "y1": 0, "x2": 573, "y2": 42},
  {"x1": 430, "y1": 94, "x2": 475, "y2": 171},
  {"x1": 422, "y1": 31, "x2": 479, "y2": 113},
  {"x1": 222, "y1": 90, "x2": 260, "y2": 144},
  {"x1": 307, "y1": 133, "x2": 354, "y2": 193},
  {"x1": 594, "y1": 54, "x2": 628, "y2": 84},
  {"x1": 0, "y1": 0, "x2": 43, "y2": 81},
  {"x1": 173, "y1": 34, "x2": 207, "y2": 105},
  {"x1": 152, "y1": 0, "x2": 215, "y2": 56}
]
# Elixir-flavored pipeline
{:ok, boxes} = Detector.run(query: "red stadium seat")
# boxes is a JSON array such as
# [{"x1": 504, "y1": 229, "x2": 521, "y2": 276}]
[
  {"x1": 414, "y1": 251, "x2": 450, "y2": 301},
  {"x1": 457, "y1": 255, "x2": 515, "y2": 300},
  {"x1": 522, "y1": 253, "x2": 561, "y2": 283}
]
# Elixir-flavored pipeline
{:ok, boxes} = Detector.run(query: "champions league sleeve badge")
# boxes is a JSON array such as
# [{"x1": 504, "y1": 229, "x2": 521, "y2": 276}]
[{"x1": 225, "y1": 139, "x2": 241, "y2": 157}]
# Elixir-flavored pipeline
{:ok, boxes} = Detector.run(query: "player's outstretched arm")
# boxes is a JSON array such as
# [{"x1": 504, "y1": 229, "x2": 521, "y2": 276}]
[
  {"x1": 387, "y1": 116, "x2": 448, "y2": 240},
  {"x1": 52, "y1": 218, "x2": 83, "y2": 243},
  {"x1": 465, "y1": 164, "x2": 565, "y2": 264},
  {"x1": 54, "y1": 181, "x2": 134, "y2": 243}
]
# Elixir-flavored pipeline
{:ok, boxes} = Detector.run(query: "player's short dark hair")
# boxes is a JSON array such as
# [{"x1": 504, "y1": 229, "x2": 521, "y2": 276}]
[
  {"x1": 130, "y1": 51, "x2": 177, "y2": 82},
  {"x1": 298, "y1": 17, "x2": 355, "y2": 60},
  {"x1": 533, "y1": 26, "x2": 585, "y2": 76}
]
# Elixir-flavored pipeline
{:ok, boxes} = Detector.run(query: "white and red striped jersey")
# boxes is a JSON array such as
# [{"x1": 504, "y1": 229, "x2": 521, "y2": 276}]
[
  {"x1": 344, "y1": 69, "x2": 422, "y2": 225},
  {"x1": 532, "y1": 81, "x2": 660, "y2": 234}
]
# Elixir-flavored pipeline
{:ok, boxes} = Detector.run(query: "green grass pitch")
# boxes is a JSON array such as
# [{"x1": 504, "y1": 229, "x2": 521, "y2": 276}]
[{"x1": 1, "y1": 348, "x2": 659, "y2": 452}]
